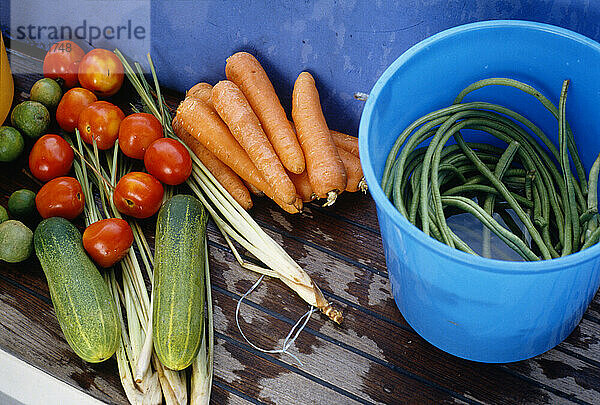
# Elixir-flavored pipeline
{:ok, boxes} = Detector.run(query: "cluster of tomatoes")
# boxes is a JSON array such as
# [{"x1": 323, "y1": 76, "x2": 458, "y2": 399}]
[{"x1": 31, "y1": 40, "x2": 193, "y2": 267}]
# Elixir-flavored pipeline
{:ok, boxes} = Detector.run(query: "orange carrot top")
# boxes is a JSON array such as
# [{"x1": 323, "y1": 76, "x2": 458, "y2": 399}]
[
  {"x1": 187, "y1": 82, "x2": 213, "y2": 107},
  {"x1": 226, "y1": 52, "x2": 305, "y2": 174}
]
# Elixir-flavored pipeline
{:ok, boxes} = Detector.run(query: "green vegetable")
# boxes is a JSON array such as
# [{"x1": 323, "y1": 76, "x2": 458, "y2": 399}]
[
  {"x1": 34, "y1": 217, "x2": 119, "y2": 363},
  {"x1": 0, "y1": 126, "x2": 24, "y2": 162},
  {"x1": 0, "y1": 220, "x2": 33, "y2": 263},
  {"x1": 10, "y1": 100, "x2": 50, "y2": 139},
  {"x1": 30, "y1": 78, "x2": 63, "y2": 109},
  {"x1": 382, "y1": 78, "x2": 598, "y2": 260},
  {"x1": 0, "y1": 206, "x2": 8, "y2": 223},
  {"x1": 152, "y1": 194, "x2": 208, "y2": 371},
  {"x1": 8, "y1": 189, "x2": 36, "y2": 220}
]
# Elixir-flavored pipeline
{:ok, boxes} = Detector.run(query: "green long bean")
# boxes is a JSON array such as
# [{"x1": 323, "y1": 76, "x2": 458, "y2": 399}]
[{"x1": 382, "y1": 77, "x2": 594, "y2": 261}]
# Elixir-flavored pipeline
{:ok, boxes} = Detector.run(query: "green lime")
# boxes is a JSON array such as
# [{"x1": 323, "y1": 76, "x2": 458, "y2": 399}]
[
  {"x1": 0, "y1": 220, "x2": 33, "y2": 263},
  {"x1": 10, "y1": 101, "x2": 50, "y2": 139},
  {"x1": 8, "y1": 189, "x2": 36, "y2": 220},
  {"x1": 0, "y1": 126, "x2": 24, "y2": 162},
  {"x1": 0, "y1": 206, "x2": 8, "y2": 223},
  {"x1": 30, "y1": 78, "x2": 63, "y2": 110}
]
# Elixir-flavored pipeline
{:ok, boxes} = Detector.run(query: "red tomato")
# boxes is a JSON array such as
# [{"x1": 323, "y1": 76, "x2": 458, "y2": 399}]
[
  {"x1": 78, "y1": 49, "x2": 124, "y2": 97},
  {"x1": 29, "y1": 134, "x2": 74, "y2": 182},
  {"x1": 113, "y1": 172, "x2": 164, "y2": 219},
  {"x1": 43, "y1": 40, "x2": 85, "y2": 88},
  {"x1": 144, "y1": 138, "x2": 192, "y2": 185},
  {"x1": 118, "y1": 113, "x2": 164, "y2": 159},
  {"x1": 55, "y1": 87, "x2": 98, "y2": 132},
  {"x1": 83, "y1": 218, "x2": 134, "y2": 268},
  {"x1": 78, "y1": 101, "x2": 125, "y2": 150},
  {"x1": 36, "y1": 177, "x2": 85, "y2": 220}
]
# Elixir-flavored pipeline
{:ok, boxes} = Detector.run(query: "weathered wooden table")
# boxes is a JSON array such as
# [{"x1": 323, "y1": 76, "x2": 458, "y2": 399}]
[{"x1": 1, "y1": 44, "x2": 600, "y2": 405}]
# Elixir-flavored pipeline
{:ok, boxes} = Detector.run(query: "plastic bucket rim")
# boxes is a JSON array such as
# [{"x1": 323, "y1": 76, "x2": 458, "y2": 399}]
[{"x1": 358, "y1": 19, "x2": 600, "y2": 274}]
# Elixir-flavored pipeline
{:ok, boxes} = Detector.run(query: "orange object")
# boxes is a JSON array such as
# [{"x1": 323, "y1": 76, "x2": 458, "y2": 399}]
[
  {"x1": 118, "y1": 113, "x2": 164, "y2": 160},
  {"x1": 338, "y1": 148, "x2": 366, "y2": 192},
  {"x1": 78, "y1": 49, "x2": 124, "y2": 97},
  {"x1": 173, "y1": 117, "x2": 253, "y2": 210},
  {"x1": 292, "y1": 72, "x2": 346, "y2": 205},
  {"x1": 36, "y1": 177, "x2": 85, "y2": 220},
  {"x1": 226, "y1": 52, "x2": 305, "y2": 174},
  {"x1": 174, "y1": 96, "x2": 301, "y2": 214},
  {"x1": 187, "y1": 82, "x2": 213, "y2": 107},
  {"x1": 113, "y1": 172, "x2": 164, "y2": 219},
  {"x1": 77, "y1": 101, "x2": 125, "y2": 150},
  {"x1": 0, "y1": 33, "x2": 14, "y2": 125},
  {"x1": 42, "y1": 40, "x2": 85, "y2": 88},
  {"x1": 82, "y1": 218, "x2": 133, "y2": 268},
  {"x1": 211, "y1": 80, "x2": 299, "y2": 208},
  {"x1": 55, "y1": 87, "x2": 97, "y2": 132},
  {"x1": 289, "y1": 170, "x2": 316, "y2": 202},
  {"x1": 330, "y1": 130, "x2": 359, "y2": 157}
]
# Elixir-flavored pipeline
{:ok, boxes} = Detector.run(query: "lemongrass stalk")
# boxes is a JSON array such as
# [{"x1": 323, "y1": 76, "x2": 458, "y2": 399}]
[
  {"x1": 221, "y1": 230, "x2": 280, "y2": 278},
  {"x1": 74, "y1": 129, "x2": 172, "y2": 403},
  {"x1": 124, "y1": 272, "x2": 144, "y2": 360},
  {"x1": 140, "y1": 371, "x2": 162, "y2": 404},
  {"x1": 107, "y1": 271, "x2": 147, "y2": 405},
  {"x1": 191, "y1": 239, "x2": 214, "y2": 404},
  {"x1": 186, "y1": 173, "x2": 339, "y2": 321},
  {"x1": 103, "y1": 149, "x2": 188, "y2": 401},
  {"x1": 151, "y1": 358, "x2": 181, "y2": 405},
  {"x1": 135, "y1": 290, "x2": 154, "y2": 382}
]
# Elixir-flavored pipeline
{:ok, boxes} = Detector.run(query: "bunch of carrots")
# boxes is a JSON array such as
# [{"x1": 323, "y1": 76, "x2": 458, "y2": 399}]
[{"x1": 173, "y1": 51, "x2": 366, "y2": 213}]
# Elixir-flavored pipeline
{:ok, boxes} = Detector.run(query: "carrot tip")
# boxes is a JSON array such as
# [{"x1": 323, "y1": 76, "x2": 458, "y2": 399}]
[
  {"x1": 320, "y1": 303, "x2": 343, "y2": 325},
  {"x1": 359, "y1": 178, "x2": 368, "y2": 193},
  {"x1": 322, "y1": 190, "x2": 339, "y2": 207},
  {"x1": 293, "y1": 197, "x2": 304, "y2": 212}
]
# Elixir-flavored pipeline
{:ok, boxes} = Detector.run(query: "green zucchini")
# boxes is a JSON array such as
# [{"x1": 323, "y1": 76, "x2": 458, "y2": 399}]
[
  {"x1": 153, "y1": 194, "x2": 208, "y2": 370},
  {"x1": 34, "y1": 217, "x2": 119, "y2": 363}
]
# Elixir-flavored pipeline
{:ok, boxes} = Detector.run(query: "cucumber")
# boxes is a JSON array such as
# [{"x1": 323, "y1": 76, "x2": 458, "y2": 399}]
[
  {"x1": 153, "y1": 194, "x2": 208, "y2": 370},
  {"x1": 34, "y1": 217, "x2": 119, "y2": 363}
]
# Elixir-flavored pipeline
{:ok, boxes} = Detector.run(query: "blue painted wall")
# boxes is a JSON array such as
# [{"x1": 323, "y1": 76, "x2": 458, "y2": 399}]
[{"x1": 3, "y1": 1, "x2": 600, "y2": 135}]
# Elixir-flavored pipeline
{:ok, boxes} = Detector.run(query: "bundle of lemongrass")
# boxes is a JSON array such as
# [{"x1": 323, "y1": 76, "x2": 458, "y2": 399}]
[
  {"x1": 70, "y1": 130, "x2": 213, "y2": 404},
  {"x1": 114, "y1": 50, "x2": 343, "y2": 325}
]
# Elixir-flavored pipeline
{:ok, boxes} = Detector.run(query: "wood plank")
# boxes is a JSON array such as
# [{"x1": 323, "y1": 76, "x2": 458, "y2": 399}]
[
  {"x1": 246, "y1": 197, "x2": 388, "y2": 275},
  {"x1": 0, "y1": 272, "x2": 126, "y2": 404},
  {"x1": 214, "y1": 333, "x2": 364, "y2": 405},
  {"x1": 211, "y1": 290, "x2": 460, "y2": 404},
  {"x1": 206, "y1": 239, "x2": 600, "y2": 404}
]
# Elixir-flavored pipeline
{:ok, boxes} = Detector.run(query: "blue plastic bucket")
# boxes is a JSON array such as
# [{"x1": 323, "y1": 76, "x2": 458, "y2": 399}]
[{"x1": 359, "y1": 20, "x2": 600, "y2": 363}]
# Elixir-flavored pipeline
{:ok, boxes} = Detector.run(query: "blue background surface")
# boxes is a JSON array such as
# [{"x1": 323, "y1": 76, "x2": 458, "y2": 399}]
[{"x1": 2, "y1": 0, "x2": 600, "y2": 135}]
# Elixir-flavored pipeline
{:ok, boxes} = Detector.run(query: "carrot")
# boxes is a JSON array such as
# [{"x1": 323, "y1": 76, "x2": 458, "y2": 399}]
[
  {"x1": 226, "y1": 52, "x2": 305, "y2": 174},
  {"x1": 187, "y1": 82, "x2": 213, "y2": 107},
  {"x1": 330, "y1": 130, "x2": 359, "y2": 157},
  {"x1": 172, "y1": 117, "x2": 253, "y2": 210},
  {"x1": 175, "y1": 97, "x2": 268, "y2": 194},
  {"x1": 292, "y1": 72, "x2": 347, "y2": 206},
  {"x1": 338, "y1": 148, "x2": 367, "y2": 193},
  {"x1": 211, "y1": 80, "x2": 300, "y2": 208},
  {"x1": 244, "y1": 180, "x2": 265, "y2": 197},
  {"x1": 289, "y1": 170, "x2": 316, "y2": 202},
  {"x1": 174, "y1": 97, "x2": 301, "y2": 213}
]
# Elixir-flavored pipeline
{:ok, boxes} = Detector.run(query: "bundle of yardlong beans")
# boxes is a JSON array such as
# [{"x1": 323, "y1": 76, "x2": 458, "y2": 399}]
[{"x1": 381, "y1": 78, "x2": 600, "y2": 261}]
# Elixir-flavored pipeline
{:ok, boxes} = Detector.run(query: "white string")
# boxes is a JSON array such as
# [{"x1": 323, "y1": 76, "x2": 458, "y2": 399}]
[{"x1": 235, "y1": 275, "x2": 316, "y2": 367}]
